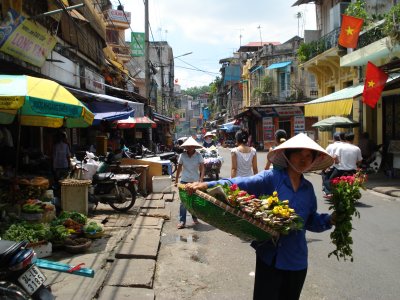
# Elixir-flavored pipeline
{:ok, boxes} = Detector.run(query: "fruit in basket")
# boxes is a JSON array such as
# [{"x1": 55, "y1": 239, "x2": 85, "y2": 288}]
[{"x1": 211, "y1": 184, "x2": 303, "y2": 235}]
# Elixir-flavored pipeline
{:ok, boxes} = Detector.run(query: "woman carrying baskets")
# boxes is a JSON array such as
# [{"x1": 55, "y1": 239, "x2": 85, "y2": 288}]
[
  {"x1": 185, "y1": 133, "x2": 335, "y2": 300},
  {"x1": 175, "y1": 137, "x2": 205, "y2": 229}
]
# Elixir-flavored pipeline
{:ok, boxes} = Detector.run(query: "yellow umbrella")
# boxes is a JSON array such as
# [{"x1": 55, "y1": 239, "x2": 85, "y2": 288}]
[{"x1": 0, "y1": 75, "x2": 94, "y2": 128}]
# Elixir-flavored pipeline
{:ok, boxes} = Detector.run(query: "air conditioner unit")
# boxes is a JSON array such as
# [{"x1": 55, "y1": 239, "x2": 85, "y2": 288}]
[{"x1": 330, "y1": 2, "x2": 350, "y2": 31}]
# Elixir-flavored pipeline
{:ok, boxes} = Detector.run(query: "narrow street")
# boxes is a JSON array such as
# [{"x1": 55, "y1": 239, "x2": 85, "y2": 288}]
[{"x1": 153, "y1": 147, "x2": 400, "y2": 300}]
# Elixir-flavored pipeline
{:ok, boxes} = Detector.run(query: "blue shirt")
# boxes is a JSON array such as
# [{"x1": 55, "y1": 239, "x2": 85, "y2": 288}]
[{"x1": 207, "y1": 169, "x2": 332, "y2": 271}]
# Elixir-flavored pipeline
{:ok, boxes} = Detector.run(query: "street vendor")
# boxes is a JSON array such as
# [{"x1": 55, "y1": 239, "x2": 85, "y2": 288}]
[
  {"x1": 202, "y1": 132, "x2": 216, "y2": 148},
  {"x1": 184, "y1": 133, "x2": 335, "y2": 300},
  {"x1": 174, "y1": 137, "x2": 204, "y2": 229}
]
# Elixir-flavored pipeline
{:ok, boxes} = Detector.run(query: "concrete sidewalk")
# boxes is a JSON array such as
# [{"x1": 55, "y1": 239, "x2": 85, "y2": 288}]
[{"x1": 364, "y1": 172, "x2": 400, "y2": 198}]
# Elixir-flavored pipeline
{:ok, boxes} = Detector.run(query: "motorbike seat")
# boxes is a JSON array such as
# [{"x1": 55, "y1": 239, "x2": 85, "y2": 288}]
[
  {"x1": 159, "y1": 152, "x2": 176, "y2": 160},
  {"x1": 93, "y1": 172, "x2": 114, "y2": 181},
  {"x1": 0, "y1": 240, "x2": 27, "y2": 266}
]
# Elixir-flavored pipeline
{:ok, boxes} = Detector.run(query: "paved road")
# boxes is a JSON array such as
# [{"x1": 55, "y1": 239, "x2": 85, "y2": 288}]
[{"x1": 154, "y1": 147, "x2": 400, "y2": 300}]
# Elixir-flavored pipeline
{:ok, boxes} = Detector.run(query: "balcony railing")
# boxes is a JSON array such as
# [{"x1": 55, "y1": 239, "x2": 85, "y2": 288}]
[
  {"x1": 356, "y1": 21, "x2": 385, "y2": 50},
  {"x1": 300, "y1": 22, "x2": 386, "y2": 62},
  {"x1": 306, "y1": 28, "x2": 341, "y2": 61}
]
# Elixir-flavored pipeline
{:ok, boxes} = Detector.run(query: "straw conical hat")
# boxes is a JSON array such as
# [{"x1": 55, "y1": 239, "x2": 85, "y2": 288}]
[
  {"x1": 267, "y1": 133, "x2": 334, "y2": 171},
  {"x1": 180, "y1": 136, "x2": 203, "y2": 149},
  {"x1": 204, "y1": 131, "x2": 215, "y2": 138}
]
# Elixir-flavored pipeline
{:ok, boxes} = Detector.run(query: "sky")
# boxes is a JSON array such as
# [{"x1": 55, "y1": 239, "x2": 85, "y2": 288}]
[{"x1": 116, "y1": 0, "x2": 317, "y2": 90}]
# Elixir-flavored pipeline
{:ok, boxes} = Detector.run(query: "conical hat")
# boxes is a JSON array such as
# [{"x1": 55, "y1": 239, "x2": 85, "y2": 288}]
[
  {"x1": 180, "y1": 136, "x2": 203, "y2": 149},
  {"x1": 267, "y1": 133, "x2": 334, "y2": 171},
  {"x1": 204, "y1": 131, "x2": 215, "y2": 138}
]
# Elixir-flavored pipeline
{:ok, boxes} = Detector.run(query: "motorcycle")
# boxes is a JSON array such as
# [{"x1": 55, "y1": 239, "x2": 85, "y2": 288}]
[
  {"x1": 0, "y1": 240, "x2": 53, "y2": 300},
  {"x1": 71, "y1": 152, "x2": 139, "y2": 212},
  {"x1": 360, "y1": 144, "x2": 384, "y2": 174}
]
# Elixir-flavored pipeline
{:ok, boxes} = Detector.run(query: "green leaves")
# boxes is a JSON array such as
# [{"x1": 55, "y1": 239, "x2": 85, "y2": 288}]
[{"x1": 328, "y1": 171, "x2": 367, "y2": 262}]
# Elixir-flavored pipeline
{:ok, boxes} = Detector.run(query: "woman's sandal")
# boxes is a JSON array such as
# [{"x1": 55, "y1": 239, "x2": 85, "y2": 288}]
[
  {"x1": 177, "y1": 223, "x2": 185, "y2": 229},
  {"x1": 193, "y1": 220, "x2": 200, "y2": 225}
]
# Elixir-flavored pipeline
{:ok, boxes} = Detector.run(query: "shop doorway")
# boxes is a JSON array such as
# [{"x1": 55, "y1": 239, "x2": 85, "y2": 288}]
[{"x1": 278, "y1": 119, "x2": 291, "y2": 138}]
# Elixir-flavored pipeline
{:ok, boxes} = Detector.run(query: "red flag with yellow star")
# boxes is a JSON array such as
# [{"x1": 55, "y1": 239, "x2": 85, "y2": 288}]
[
  {"x1": 338, "y1": 15, "x2": 364, "y2": 48},
  {"x1": 362, "y1": 61, "x2": 388, "y2": 108}
]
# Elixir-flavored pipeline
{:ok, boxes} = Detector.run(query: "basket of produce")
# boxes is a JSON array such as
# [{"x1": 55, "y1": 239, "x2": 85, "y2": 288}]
[
  {"x1": 84, "y1": 221, "x2": 104, "y2": 239},
  {"x1": 64, "y1": 238, "x2": 92, "y2": 254},
  {"x1": 178, "y1": 183, "x2": 303, "y2": 241}
]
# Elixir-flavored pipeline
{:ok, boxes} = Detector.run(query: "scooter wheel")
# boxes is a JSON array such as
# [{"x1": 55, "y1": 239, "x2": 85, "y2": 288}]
[{"x1": 108, "y1": 185, "x2": 136, "y2": 212}]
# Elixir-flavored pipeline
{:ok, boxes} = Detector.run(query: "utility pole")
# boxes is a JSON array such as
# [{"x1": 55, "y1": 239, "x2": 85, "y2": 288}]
[
  {"x1": 144, "y1": 0, "x2": 150, "y2": 105},
  {"x1": 257, "y1": 25, "x2": 263, "y2": 47}
]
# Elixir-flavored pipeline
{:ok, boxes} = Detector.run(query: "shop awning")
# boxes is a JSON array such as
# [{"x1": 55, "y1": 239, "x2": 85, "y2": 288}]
[
  {"x1": 267, "y1": 61, "x2": 291, "y2": 70},
  {"x1": 153, "y1": 112, "x2": 174, "y2": 123},
  {"x1": 86, "y1": 101, "x2": 134, "y2": 126},
  {"x1": 114, "y1": 116, "x2": 157, "y2": 129},
  {"x1": 304, "y1": 84, "x2": 364, "y2": 117},
  {"x1": 305, "y1": 74, "x2": 400, "y2": 117},
  {"x1": 66, "y1": 87, "x2": 144, "y2": 117},
  {"x1": 219, "y1": 121, "x2": 241, "y2": 133},
  {"x1": 250, "y1": 65, "x2": 264, "y2": 74}
]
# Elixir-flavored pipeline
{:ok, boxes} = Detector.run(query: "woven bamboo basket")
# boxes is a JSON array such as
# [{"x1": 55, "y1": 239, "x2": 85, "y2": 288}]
[{"x1": 178, "y1": 185, "x2": 278, "y2": 241}]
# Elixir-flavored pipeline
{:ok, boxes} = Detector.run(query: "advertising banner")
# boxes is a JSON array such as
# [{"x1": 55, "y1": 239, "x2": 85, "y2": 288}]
[
  {"x1": 262, "y1": 117, "x2": 274, "y2": 141},
  {"x1": 294, "y1": 116, "x2": 305, "y2": 133},
  {"x1": 107, "y1": 9, "x2": 131, "y2": 23},
  {"x1": 131, "y1": 32, "x2": 145, "y2": 57},
  {"x1": 0, "y1": 9, "x2": 57, "y2": 67}
]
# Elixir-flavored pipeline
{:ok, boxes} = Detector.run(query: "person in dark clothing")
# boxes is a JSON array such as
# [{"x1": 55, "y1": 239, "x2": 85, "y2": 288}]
[{"x1": 185, "y1": 133, "x2": 335, "y2": 300}]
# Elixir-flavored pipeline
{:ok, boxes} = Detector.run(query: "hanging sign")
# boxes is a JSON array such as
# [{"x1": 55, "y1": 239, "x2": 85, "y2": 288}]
[
  {"x1": 131, "y1": 32, "x2": 145, "y2": 57},
  {"x1": 0, "y1": 9, "x2": 57, "y2": 67}
]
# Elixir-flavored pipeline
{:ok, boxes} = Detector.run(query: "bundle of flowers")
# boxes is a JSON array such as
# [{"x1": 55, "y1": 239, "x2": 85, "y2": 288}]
[
  {"x1": 328, "y1": 170, "x2": 368, "y2": 261},
  {"x1": 210, "y1": 183, "x2": 303, "y2": 235}
]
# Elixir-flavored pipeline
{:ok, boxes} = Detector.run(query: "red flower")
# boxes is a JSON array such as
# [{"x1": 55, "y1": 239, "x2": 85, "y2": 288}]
[
  {"x1": 238, "y1": 191, "x2": 247, "y2": 197},
  {"x1": 230, "y1": 184, "x2": 238, "y2": 191}
]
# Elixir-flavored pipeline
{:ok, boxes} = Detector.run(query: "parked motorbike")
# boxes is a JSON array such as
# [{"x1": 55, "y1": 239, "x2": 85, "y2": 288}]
[
  {"x1": 0, "y1": 240, "x2": 54, "y2": 300},
  {"x1": 71, "y1": 153, "x2": 139, "y2": 212},
  {"x1": 159, "y1": 152, "x2": 179, "y2": 177},
  {"x1": 360, "y1": 144, "x2": 383, "y2": 174}
]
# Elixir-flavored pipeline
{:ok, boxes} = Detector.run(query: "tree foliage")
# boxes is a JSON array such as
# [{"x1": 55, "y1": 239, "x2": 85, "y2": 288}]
[{"x1": 183, "y1": 85, "x2": 210, "y2": 98}]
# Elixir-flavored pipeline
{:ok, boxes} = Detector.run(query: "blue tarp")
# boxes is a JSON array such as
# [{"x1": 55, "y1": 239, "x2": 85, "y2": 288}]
[{"x1": 87, "y1": 101, "x2": 135, "y2": 125}]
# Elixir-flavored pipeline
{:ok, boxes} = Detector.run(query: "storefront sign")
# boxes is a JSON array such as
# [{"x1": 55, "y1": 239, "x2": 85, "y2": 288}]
[
  {"x1": 84, "y1": 68, "x2": 105, "y2": 94},
  {"x1": 131, "y1": 32, "x2": 145, "y2": 57},
  {"x1": 262, "y1": 117, "x2": 274, "y2": 141},
  {"x1": 294, "y1": 116, "x2": 305, "y2": 133},
  {"x1": 274, "y1": 106, "x2": 303, "y2": 116},
  {"x1": 0, "y1": 9, "x2": 57, "y2": 67},
  {"x1": 107, "y1": 9, "x2": 131, "y2": 23}
]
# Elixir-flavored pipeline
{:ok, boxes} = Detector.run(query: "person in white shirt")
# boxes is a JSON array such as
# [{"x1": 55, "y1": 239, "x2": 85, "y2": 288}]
[
  {"x1": 231, "y1": 130, "x2": 258, "y2": 178},
  {"x1": 324, "y1": 132, "x2": 362, "y2": 198},
  {"x1": 175, "y1": 137, "x2": 204, "y2": 229},
  {"x1": 322, "y1": 132, "x2": 344, "y2": 195}
]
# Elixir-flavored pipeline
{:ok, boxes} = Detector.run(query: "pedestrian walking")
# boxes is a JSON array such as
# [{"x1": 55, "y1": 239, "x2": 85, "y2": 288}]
[
  {"x1": 265, "y1": 129, "x2": 287, "y2": 170},
  {"x1": 322, "y1": 132, "x2": 344, "y2": 196},
  {"x1": 203, "y1": 132, "x2": 216, "y2": 148},
  {"x1": 331, "y1": 132, "x2": 362, "y2": 178},
  {"x1": 184, "y1": 133, "x2": 335, "y2": 300},
  {"x1": 52, "y1": 131, "x2": 71, "y2": 183},
  {"x1": 358, "y1": 131, "x2": 376, "y2": 162},
  {"x1": 231, "y1": 130, "x2": 258, "y2": 178},
  {"x1": 174, "y1": 137, "x2": 204, "y2": 229}
]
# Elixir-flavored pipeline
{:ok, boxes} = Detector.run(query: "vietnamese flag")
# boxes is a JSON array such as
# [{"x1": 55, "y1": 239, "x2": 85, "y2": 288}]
[
  {"x1": 362, "y1": 62, "x2": 388, "y2": 108},
  {"x1": 338, "y1": 15, "x2": 364, "y2": 48}
]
